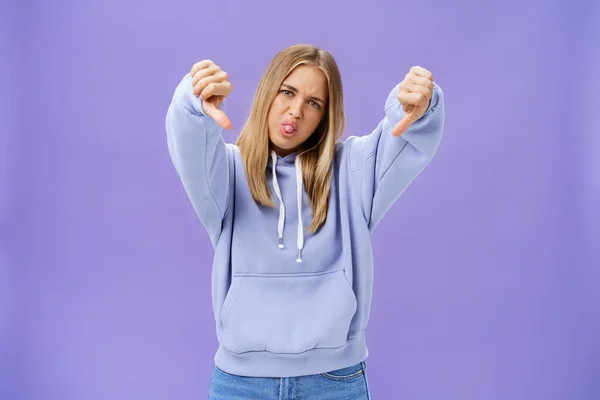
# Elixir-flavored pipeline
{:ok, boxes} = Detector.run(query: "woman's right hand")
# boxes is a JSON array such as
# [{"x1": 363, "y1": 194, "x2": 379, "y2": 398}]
[{"x1": 190, "y1": 60, "x2": 232, "y2": 130}]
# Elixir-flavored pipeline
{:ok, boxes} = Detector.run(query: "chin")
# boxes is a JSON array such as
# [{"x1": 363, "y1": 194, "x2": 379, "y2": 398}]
[
  {"x1": 269, "y1": 134, "x2": 299, "y2": 151},
  {"x1": 271, "y1": 142, "x2": 298, "y2": 156}
]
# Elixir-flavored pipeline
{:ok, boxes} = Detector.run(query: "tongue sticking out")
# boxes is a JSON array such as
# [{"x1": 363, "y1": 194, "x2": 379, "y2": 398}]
[{"x1": 283, "y1": 124, "x2": 295, "y2": 134}]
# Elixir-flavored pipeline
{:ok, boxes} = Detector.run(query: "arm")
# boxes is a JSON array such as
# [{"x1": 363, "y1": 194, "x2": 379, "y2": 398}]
[
  {"x1": 347, "y1": 80, "x2": 445, "y2": 232},
  {"x1": 165, "y1": 73, "x2": 231, "y2": 247}
]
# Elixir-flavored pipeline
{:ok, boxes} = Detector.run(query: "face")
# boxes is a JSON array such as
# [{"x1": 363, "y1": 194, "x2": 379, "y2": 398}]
[{"x1": 267, "y1": 64, "x2": 328, "y2": 157}]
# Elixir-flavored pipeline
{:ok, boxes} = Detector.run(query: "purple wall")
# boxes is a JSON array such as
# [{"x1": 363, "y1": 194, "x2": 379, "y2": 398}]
[
  {"x1": 2, "y1": 0, "x2": 13, "y2": 396},
  {"x1": 3, "y1": 0, "x2": 599, "y2": 398}
]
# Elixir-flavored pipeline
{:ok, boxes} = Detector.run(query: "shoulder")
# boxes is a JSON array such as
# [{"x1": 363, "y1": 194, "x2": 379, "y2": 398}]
[
  {"x1": 225, "y1": 143, "x2": 241, "y2": 159},
  {"x1": 335, "y1": 135, "x2": 371, "y2": 172}
]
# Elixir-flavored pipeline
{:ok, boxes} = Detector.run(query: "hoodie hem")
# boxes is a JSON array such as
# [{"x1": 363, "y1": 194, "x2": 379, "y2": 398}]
[{"x1": 214, "y1": 335, "x2": 368, "y2": 378}]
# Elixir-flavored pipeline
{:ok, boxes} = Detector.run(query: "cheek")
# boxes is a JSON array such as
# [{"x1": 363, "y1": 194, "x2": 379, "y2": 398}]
[
  {"x1": 272, "y1": 97, "x2": 286, "y2": 114},
  {"x1": 269, "y1": 100, "x2": 284, "y2": 124}
]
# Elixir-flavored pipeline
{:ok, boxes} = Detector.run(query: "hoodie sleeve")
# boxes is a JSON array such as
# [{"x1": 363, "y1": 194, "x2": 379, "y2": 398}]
[
  {"x1": 165, "y1": 73, "x2": 231, "y2": 247},
  {"x1": 346, "y1": 82, "x2": 445, "y2": 232}
]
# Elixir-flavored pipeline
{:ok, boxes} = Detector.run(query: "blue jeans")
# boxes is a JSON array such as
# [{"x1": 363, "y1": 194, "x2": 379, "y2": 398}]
[{"x1": 208, "y1": 361, "x2": 371, "y2": 399}]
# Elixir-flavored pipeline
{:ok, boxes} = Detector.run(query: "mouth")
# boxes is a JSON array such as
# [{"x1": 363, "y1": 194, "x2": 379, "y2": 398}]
[{"x1": 280, "y1": 122, "x2": 297, "y2": 137}]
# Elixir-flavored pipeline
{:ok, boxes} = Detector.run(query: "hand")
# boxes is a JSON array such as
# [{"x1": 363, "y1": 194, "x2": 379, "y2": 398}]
[
  {"x1": 190, "y1": 60, "x2": 233, "y2": 130},
  {"x1": 392, "y1": 66, "x2": 434, "y2": 137}
]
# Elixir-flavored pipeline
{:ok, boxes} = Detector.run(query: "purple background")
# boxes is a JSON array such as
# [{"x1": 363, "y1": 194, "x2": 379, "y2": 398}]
[{"x1": 2, "y1": 0, "x2": 599, "y2": 399}]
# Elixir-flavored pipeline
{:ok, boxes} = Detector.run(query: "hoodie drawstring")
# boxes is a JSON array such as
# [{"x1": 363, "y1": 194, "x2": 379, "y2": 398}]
[
  {"x1": 270, "y1": 150, "x2": 304, "y2": 263},
  {"x1": 270, "y1": 151, "x2": 285, "y2": 249},
  {"x1": 295, "y1": 157, "x2": 304, "y2": 263}
]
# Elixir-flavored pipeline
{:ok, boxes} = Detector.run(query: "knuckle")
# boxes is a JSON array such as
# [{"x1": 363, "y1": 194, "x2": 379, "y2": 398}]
[
  {"x1": 200, "y1": 86, "x2": 212, "y2": 98},
  {"x1": 194, "y1": 59, "x2": 207, "y2": 69},
  {"x1": 198, "y1": 73, "x2": 207, "y2": 81}
]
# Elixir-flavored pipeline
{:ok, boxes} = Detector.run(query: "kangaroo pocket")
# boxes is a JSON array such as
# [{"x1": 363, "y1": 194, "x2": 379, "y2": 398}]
[{"x1": 220, "y1": 269, "x2": 358, "y2": 354}]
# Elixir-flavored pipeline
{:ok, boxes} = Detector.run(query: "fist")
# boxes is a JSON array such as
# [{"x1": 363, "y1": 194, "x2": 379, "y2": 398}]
[
  {"x1": 392, "y1": 66, "x2": 434, "y2": 137},
  {"x1": 190, "y1": 60, "x2": 232, "y2": 130}
]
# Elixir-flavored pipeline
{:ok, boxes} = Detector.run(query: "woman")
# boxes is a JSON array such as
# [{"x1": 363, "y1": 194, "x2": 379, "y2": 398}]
[{"x1": 165, "y1": 44, "x2": 445, "y2": 399}]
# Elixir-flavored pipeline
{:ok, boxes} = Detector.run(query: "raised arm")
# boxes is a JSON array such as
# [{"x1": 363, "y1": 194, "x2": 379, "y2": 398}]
[
  {"x1": 346, "y1": 66, "x2": 445, "y2": 231},
  {"x1": 165, "y1": 60, "x2": 233, "y2": 247}
]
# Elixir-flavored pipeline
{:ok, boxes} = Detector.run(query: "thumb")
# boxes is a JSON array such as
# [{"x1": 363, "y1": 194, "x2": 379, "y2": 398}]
[
  {"x1": 202, "y1": 99, "x2": 232, "y2": 130},
  {"x1": 391, "y1": 107, "x2": 418, "y2": 137}
]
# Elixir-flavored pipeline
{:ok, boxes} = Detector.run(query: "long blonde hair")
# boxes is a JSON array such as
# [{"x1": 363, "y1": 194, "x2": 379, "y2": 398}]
[{"x1": 235, "y1": 44, "x2": 345, "y2": 233}]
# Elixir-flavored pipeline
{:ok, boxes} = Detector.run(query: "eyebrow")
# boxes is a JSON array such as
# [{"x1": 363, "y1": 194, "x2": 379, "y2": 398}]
[{"x1": 281, "y1": 84, "x2": 325, "y2": 105}]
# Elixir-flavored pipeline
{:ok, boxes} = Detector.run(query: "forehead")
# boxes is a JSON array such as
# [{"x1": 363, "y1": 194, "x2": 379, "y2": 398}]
[{"x1": 282, "y1": 64, "x2": 328, "y2": 100}]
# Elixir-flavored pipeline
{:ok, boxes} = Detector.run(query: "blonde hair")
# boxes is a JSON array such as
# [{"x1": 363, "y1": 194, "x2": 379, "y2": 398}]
[{"x1": 235, "y1": 44, "x2": 345, "y2": 232}]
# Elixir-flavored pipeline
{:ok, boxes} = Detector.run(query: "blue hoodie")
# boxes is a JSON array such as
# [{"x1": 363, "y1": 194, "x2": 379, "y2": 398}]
[{"x1": 165, "y1": 73, "x2": 445, "y2": 378}]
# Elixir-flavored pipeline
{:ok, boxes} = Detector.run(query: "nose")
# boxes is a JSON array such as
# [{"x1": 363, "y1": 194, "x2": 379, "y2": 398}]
[{"x1": 287, "y1": 98, "x2": 303, "y2": 119}]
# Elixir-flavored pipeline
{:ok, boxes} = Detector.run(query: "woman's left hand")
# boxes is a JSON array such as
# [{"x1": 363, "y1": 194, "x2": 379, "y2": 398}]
[{"x1": 392, "y1": 66, "x2": 435, "y2": 137}]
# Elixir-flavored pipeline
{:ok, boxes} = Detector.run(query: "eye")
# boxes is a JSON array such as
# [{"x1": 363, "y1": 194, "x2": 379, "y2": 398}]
[
  {"x1": 281, "y1": 90, "x2": 293, "y2": 96},
  {"x1": 309, "y1": 100, "x2": 321, "y2": 110}
]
